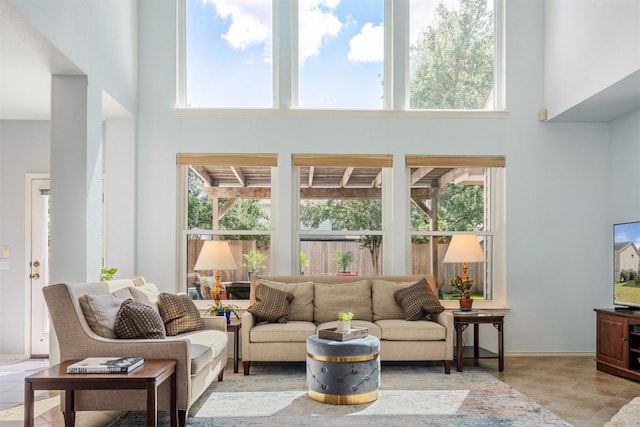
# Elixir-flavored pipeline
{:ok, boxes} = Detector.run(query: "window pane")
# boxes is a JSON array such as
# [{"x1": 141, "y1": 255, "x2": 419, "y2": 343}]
[
  {"x1": 409, "y1": 165, "x2": 494, "y2": 300},
  {"x1": 299, "y1": 164, "x2": 385, "y2": 275},
  {"x1": 185, "y1": 0, "x2": 272, "y2": 108},
  {"x1": 298, "y1": 0, "x2": 384, "y2": 109},
  {"x1": 409, "y1": 0, "x2": 494, "y2": 109}
]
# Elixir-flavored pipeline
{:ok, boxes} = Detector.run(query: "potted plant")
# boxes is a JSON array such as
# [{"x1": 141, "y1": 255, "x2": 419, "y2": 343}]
[
  {"x1": 100, "y1": 267, "x2": 118, "y2": 281},
  {"x1": 337, "y1": 311, "x2": 354, "y2": 332},
  {"x1": 243, "y1": 250, "x2": 266, "y2": 280},
  {"x1": 332, "y1": 251, "x2": 353, "y2": 273},
  {"x1": 207, "y1": 302, "x2": 240, "y2": 324},
  {"x1": 299, "y1": 251, "x2": 309, "y2": 275},
  {"x1": 450, "y1": 276, "x2": 474, "y2": 310}
]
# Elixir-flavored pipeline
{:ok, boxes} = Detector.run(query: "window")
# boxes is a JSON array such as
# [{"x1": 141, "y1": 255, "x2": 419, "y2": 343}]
[
  {"x1": 183, "y1": 0, "x2": 273, "y2": 108},
  {"x1": 178, "y1": 0, "x2": 504, "y2": 111},
  {"x1": 407, "y1": 155, "x2": 505, "y2": 308},
  {"x1": 298, "y1": 0, "x2": 384, "y2": 109},
  {"x1": 294, "y1": 154, "x2": 392, "y2": 276},
  {"x1": 178, "y1": 154, "x2": 276, "y2": 299}
]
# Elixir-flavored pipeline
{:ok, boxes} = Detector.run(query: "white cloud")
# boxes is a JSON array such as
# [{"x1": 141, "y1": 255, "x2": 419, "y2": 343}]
[
  {"x1": 207, "y1": 0, "x2": 271, "y2": 49},
  {"x1": 347, "y1": 22, "x2": 383, "y2": 62},
  {"x1": 299, "y1": 0, "x2": 342, "y2": 65}
]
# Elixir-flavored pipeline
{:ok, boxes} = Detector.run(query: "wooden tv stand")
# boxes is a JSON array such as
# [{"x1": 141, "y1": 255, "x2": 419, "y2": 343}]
[{"x1": 594, "y1": 308, "x2": 640, "y2": 382}]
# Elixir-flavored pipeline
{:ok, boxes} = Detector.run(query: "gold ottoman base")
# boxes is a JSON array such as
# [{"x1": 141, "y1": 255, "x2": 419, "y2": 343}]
[{"x1": 308, "y1": 389, "x2": 379, "y2": 405}]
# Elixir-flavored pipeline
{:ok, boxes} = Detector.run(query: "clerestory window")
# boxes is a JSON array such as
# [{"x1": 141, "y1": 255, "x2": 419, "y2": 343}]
[{"x1": 178, "y1": 0, "x2": 504, "y2": 111}]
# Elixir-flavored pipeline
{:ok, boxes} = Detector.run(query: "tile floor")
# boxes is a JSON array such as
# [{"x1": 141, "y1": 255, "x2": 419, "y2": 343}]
[{"x1": 0, "y1": 355, "x2": 638, "y2": 426}]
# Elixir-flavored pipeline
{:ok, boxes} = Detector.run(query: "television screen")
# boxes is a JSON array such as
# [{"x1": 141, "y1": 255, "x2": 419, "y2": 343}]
[{"x1": 614, "y1": 221, "x2": 640, "y2": 309}]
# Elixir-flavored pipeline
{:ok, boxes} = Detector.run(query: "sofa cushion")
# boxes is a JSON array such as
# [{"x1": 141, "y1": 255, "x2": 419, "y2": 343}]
[
  {"x1": 79, "y1": 288, "x2": 133, "y2": 338},
  {"x1": 371, "y1": 280, "x2": 416, "y2": 321},
  {"x1": 129, "y1": 282, "x2": 160, "y2": 312},
  {"x1": 250, "y1": 321, "x2": 317, "y2": 342},
  {"x1": 259, "y1": 280, "x2": 314, "y2": 321},
  {"x1": 393, "y1": 278, "x2": 444, "y2": 321},
  {"x1": 157, "y1": 293, "x2": 204, "y2": 336},
  {"x1": 189, "y1": 343, "x2": 213, "y2": 376},
  {"x1": 176, "y1": 328, "x2": 228, "y2": 371},
  {"x1": 314, "y1": 280, "x2": 372, "y2": 323},
  {"x1": 114, "y1": 299, "x2": 166, "y2": 339},
  {"x1": 248, "y1": 283, "x2": 294, "y2": 323},
  {"x1": 375, "y1": 319, "x2": 446, "y2": 340}
]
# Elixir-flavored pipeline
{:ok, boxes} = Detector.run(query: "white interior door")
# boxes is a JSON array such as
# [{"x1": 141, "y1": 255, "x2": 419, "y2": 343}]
[{"x1": 30, "y1": 178, "x2": 50, "y2": 356}]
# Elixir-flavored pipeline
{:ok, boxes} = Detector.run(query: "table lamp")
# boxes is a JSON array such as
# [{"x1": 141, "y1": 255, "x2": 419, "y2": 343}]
[
  {"x1": 193, "y1": 241, "x2": 237, "y2": 305},
  {"x1": 442, "y1": 234, "x2": 485, "y2": 282}
]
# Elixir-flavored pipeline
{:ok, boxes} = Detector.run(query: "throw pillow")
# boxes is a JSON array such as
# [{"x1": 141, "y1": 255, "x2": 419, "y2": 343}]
[
  {"x1": 393, "y1": 278, "x2": 445, "y2": 321},
  {"x1": 115, "y1": 299, "x2": 166, "y2": 339},
  {"x1": 157, "y1": 293, "x2": 204, "y2": 336},
  {"x1": 258, "y1": 279, "x2": 314, "y2": 321},
  {"x1": 79, "y1": 288, "x2": 134, "y2": 338},
  {"x1": 247, "y1": 283, "x2": 294, "y2": 323},
  {"x1": 129, "y1": 282, "x2": 161, "y2": 312}
]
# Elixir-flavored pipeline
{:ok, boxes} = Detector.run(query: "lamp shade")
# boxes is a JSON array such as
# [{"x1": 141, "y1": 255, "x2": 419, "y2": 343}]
[
  {"x1": 442, "y1": 235, "x2": 485, "y2": 263},
  {"x1": 193, "y1": 241, "x2": 237, "y2": 271}
]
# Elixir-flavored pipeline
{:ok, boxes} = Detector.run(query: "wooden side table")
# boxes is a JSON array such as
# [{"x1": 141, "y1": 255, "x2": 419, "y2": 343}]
[
  {"x1": 227, "y1": 319, "x2": 242, "y2": 373},
  {"x1": 453, "y1": 311, "x2": 505, "y2": 372},
  {"x1": 24, "y1": 359, "x2": 177, "y2": 427}
]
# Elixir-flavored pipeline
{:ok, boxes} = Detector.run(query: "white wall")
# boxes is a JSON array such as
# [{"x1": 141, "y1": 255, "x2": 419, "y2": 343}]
[
  {"x1": 610, "y1": 110, "x2": 640, "y2": 222},
  {"x1": 0, "y1": 120, "x2": 50, "y2": 355},
  {"x1": 545, "y1": 0, "x2": 640, "y2": 120},
  {"x1": 135, "y1": 0, "x2": 611, "y2": 353}
]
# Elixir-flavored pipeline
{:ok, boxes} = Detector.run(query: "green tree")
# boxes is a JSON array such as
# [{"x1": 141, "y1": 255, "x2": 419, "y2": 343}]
[
  {"x1": 188, "y1": 170, "x2": 213, "y2": 230},
  {"x1": 409, "y1": 0, "x2": 494, "y2": 109},
  {"x1": 437, "y1": 184, "x2": 484, "y2": 231}
]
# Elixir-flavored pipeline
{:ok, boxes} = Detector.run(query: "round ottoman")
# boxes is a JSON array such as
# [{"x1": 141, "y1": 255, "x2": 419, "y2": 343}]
[{"x1": 306, "y1": 334, "x2": 380, "y2": 405}]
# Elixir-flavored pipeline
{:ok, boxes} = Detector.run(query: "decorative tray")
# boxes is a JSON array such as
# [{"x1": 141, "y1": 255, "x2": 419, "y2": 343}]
[{"x1": 318, "y1": 327, "x2": 368, "y2": 341}]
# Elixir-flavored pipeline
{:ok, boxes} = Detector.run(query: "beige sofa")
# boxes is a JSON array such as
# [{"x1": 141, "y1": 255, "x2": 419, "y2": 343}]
[
  {"x1": 241, "y1": 275, "x2": 453, "y2": 375},
  {"x1": 43, "y1": 277, "x2": 228, "y2": 427}
]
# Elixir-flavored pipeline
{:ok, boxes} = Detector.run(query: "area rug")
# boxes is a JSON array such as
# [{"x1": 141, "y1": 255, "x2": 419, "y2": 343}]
[
  {"x1": 110, "y1": 362, "x2": 571, "y2": 426},
  {"x1": 605, "y1": 396, "x2": 640, "y2": 427}
]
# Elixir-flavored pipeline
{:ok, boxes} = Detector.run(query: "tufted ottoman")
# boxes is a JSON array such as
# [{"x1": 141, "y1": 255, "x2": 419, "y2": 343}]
[{"x1": 306, "y1": 334, "x2": 380, "y2": 405}]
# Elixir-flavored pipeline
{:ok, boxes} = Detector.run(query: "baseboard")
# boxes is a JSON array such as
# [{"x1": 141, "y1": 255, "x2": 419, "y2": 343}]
[{"x1": 505, "y1": 351, "x2": 595, "y2": 357}]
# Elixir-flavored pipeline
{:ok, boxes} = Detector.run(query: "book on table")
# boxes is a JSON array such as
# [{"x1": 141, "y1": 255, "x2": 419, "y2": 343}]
[{"x1": 66, "y1": 357, "x2": 144, "y2": 374}]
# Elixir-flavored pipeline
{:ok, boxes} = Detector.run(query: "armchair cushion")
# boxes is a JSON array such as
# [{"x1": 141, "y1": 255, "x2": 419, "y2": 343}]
[
  {"x1": 114, "y1": 299, "x2": 166, "y2": 339},
  {"x1": 393, "y1": 278, "x2": 444, "y2": 321},
  {"x1": 158, "y1": 293, "x2": 204, "y2": 336},
  {"x1": 79, "y1": 288, "x2": 133, "y2": 338},
  {"x1": 247, "y1": 283, "x2": 294, "y2": 323}
]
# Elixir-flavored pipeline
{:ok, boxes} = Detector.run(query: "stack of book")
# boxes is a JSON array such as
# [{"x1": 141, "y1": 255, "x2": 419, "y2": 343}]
[{"x1": 66, "y1": 357, "x2": 144, "y2": 374}]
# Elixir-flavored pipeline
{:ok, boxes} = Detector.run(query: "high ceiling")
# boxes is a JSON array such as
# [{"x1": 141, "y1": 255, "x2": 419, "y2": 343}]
[{"x1": 1, "y1": 0, "x2": 637, "y2": 122}]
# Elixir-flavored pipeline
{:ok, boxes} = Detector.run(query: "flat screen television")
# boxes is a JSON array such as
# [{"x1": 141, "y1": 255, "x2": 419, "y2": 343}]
[{"x1": 614, "y1": 221, "x2": 640, "y2": 309}]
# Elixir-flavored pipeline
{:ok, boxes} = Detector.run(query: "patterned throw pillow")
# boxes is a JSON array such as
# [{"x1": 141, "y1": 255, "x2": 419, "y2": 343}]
[
  {"x1": 157, "y1": 293, "x2": 204, "y2": 336},
  {"x1": 247, "y1": 283, "x2": 294, "y2": 323},
  {"x1": 115, "y1": 299, "x2": 166, "y2": 339},
  {"x1": 393, "y1": 278, "x2": 445, "y2": 321}
]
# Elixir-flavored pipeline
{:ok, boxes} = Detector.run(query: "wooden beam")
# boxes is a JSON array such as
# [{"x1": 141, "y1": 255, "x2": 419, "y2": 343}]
[
  {"x1": 202, "y1": 186, "x2": 439, "y2": 200},
  {"x1": 410, "y1": 167, "x2": 434, "y2": 184},
  {"x1": 229, "y1": 166, "x2": 246, "y2": 186},
  {"x1": 308, "y1": 166, "x2": 315, "y2": 188},
  {"x1": 218, "y1": 198, "x2": 238, "y2": 219},
  {"x1": 411, "y1": 198, "x2": 432, "y2": 218},
  {"x1": 341, "y1": 167, "x2": 354, "y2": 188},
  {"x1": 372, "y1": 171, "x2": 382, "y2": 188},
  {"x1": 190, "y1": 165, "x2": 215, "y2": 186}
]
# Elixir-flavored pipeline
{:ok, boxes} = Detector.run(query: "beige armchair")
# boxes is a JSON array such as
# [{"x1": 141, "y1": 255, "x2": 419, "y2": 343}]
[{"x1": 43, "y1": 278, "x2": 228, "y2": 427}]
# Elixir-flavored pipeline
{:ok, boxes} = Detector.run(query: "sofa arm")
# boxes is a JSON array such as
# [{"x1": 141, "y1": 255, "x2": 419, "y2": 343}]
[
  {"x1": 432, "y1": 310, "x2": 454, "y2": 360},
  {"x1": 241, "y1": 311, "x2": 255, "y2": 360},
  {"x1": 202, "y1": 315, "x2": 228, "y2": 332}
]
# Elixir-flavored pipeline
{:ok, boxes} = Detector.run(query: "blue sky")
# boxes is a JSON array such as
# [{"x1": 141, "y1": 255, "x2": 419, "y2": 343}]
[
  {"x1": 615, "y1": 221, "x2": 640, "y2": 248},
  {"x1": 185, "y1": 0, "x2": 460, "y2": 109}
]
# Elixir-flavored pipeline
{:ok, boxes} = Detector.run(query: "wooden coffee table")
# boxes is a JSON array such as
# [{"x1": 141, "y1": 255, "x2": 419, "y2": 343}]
[{"x1": 24, "y1": 359, "x2": 177, "y2": 427}]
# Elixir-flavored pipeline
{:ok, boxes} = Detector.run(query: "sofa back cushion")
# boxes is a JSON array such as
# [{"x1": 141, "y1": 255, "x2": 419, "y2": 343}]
[
  {"x1": 258, "y1": 279, "x2": 314, "y2": 321},
  {"x1": 79, "y1": 288, "x2": 134, "y2": 338},
  {"x1": 314, "y1": 280, "x2": 372, "y2": 323},
  {"x1": 371, "y1": 280, "x2": 416, "y2": 321}
]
